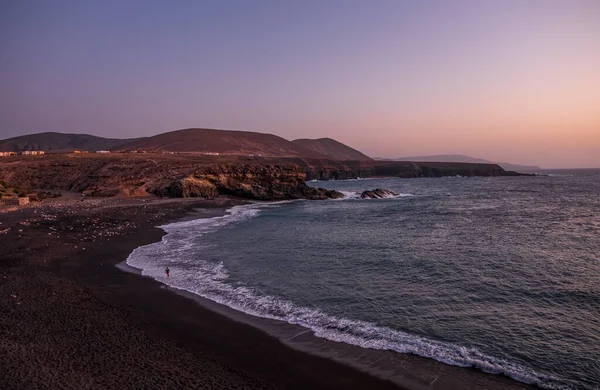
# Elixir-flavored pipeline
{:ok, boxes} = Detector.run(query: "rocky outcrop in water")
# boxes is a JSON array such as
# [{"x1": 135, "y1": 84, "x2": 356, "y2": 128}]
[
  {"x1": 359, "y1": 188, "x2": 398, "y2": 199},
  {"x1": 301, "y1": 186, "x2": 345, "y2": 200}
]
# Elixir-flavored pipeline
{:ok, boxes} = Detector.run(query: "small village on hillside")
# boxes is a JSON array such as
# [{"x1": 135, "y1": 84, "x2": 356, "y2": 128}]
[
  {"x1": 0, "y1": 149, "x2": 247, "y2": 157},
  {"x1": 0, "y1": 150, "x2": 112, "y2": 156}
]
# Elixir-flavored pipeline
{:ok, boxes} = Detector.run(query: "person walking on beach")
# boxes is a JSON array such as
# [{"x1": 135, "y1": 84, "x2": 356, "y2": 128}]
[{"x1": 165, "y1": 267, "x2": 170, "y2": 278}]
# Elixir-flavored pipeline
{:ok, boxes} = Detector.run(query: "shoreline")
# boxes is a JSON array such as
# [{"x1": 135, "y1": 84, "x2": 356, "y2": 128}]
[
  {"x1": 120, "y1": 200, "x2": 535, "y2": 390},
  {"x1": 1, "y1": 196, "x2": 534, "y2": 389},
  {"x1": 0, "y1": 196, "x2": 400, "y2": 389}
]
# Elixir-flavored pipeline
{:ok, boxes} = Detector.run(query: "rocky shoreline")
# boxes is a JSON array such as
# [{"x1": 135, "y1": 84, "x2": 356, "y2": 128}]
[
  {"x1": 0, "y1": 154, "x2": 527, "y2": 205},
  {"x1": 0, "y1": 154, "x2": 346, "y2": 202},
  {"x1": 280, "y1": 157, "x2": 514, "y2": 180}
]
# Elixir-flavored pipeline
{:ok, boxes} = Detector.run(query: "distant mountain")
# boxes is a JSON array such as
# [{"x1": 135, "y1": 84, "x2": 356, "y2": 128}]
[
  {"x1": 291, "y1": 138, "x2": 373, "y2": 161},
  {"x1": 380, "y1": 154, "x2": 541, "y2": 171},
  {"x1": 389, "y1": 154, "x2": 491, "y2": 164},
  {"x1": 116, "y1": 128, "x2": 330, "y2": 158},
  {"x1": 0, "y1": 132, "x2": 143, "y2": 153}
]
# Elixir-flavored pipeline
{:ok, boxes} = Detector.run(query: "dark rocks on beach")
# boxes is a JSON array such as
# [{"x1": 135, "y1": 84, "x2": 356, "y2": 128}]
[{"x1": 360, "y1": 188, "x2": 398, "y2": 199}]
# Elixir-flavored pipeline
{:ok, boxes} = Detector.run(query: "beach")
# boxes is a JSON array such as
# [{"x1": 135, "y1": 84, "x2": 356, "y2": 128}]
[
  {"x1": 0, "y1": 195, "x2": 534, "y2": 390},
  {"x1": 0, "y1": 196, "x2": 402, "y2": 389}
]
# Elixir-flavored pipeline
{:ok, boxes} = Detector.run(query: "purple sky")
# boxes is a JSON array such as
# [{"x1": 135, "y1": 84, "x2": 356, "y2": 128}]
[{"x1": 1, "y1": 0, "x2": 599, "y2": 168}]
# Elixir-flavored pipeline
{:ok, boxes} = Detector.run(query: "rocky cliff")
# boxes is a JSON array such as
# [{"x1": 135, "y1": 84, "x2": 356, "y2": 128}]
[
  {"x1": 0, "y1": 153, "x2": 514, "y2": 203},
  {"x1": 0, "y1": 154, "x2": 342, "y2": 200},
  {"x1": 281, "y1": 158, "x2": 507, "y2": 180}
]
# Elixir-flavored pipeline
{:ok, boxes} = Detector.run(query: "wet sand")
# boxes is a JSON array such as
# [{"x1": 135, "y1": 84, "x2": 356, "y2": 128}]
[{"x1": 0, "y1": 196, "x2": 533, "y2": 389}]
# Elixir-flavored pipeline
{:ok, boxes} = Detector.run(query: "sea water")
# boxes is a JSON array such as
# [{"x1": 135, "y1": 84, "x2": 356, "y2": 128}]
[{"x1": 127, "y1": 170, "x2": 600, "y2": 389}]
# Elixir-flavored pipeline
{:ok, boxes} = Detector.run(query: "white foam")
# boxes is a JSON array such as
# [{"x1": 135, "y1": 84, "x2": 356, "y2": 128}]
[
  {"x1": 126, "y1": 202, "x2": 568, "y2": 390},
  {"x1": 339, "y1": 191, "x2": 361, "y2": 199}
]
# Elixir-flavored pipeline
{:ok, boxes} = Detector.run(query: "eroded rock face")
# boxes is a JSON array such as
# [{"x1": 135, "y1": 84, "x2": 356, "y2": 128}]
[
  {"x1": 150, "y1": 175, "x2": 344, "y2": 201},
  {"x1": 153, "y1": 176, "x2": 218, "y2": 199},
  {"x1": 0, "y1": 154, "x2": 343, "y2": 201},
  {"x1": 280, "y1": 158, "x2": 508, "y2": 180},
  {"x1": 360, "y1": 188, "x2": 398, "y2": 199}
]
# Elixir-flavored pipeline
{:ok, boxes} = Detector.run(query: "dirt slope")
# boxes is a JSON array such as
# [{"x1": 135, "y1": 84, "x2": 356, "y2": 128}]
[
  {"x1": 116, "y1": 128, "x2": 329, "y2": 158},
  {"x1": 292, "y1": 138, "x2": 372, "y2": 161}
]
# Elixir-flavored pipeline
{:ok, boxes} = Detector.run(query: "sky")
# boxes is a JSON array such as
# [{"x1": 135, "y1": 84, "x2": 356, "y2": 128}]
[{"x1": 0, "y1": 0, "x2": 599, "y2": 168}]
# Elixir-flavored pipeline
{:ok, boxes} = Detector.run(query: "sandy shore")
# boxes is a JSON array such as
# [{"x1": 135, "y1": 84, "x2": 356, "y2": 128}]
[{"x1": 0, "y1": 196, "x2": 534, "y2": 389}]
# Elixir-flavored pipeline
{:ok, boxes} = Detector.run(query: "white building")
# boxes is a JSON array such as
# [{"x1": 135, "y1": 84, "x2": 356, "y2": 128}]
[{"x1": 20, "y1": 150, "x2": 45, "y2": 155}]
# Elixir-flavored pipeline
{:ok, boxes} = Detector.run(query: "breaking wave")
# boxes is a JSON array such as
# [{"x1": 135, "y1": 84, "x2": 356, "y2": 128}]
[{"x1": 126, "y1": 203, "x2": 567, "y2": 390}]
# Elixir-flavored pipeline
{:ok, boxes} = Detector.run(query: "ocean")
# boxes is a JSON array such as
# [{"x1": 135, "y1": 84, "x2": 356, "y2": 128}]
[{"x1": 127, "y1": 170, "x2": 600, "y2": 389}]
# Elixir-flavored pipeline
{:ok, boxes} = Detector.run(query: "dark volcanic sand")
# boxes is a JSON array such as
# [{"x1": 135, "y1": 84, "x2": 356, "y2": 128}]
[
  {"x1": 0, "y1": 197, "x2": 401, "y2": 389},
  {"x1": 0, "y1": 196, "x2": 533, "y2": 390}
]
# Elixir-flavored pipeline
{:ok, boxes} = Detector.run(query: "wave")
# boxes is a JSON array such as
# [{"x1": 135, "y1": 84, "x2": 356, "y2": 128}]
[
  {"x1": 126, "y1": 203, "x2": 568, "y2": 390},
  {"x1": 339, "y1": 191, "x2": 361, "y2": 199}
]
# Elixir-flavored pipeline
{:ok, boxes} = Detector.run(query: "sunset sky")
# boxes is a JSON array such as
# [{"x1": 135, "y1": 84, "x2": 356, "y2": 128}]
[{"x1": 1, "y1": 0, "x2": 598, "y2": 168}]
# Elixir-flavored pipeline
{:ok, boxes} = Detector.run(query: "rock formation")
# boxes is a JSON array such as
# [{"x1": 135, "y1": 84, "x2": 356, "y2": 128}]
[
  {"x1": 0, "y1": 154, "x2": 343, "y2": 201},
  {"x1": 0, "y1": 152, "x2": 519, "y2": 203},
  {"x1": 359, "y1": 188, "x2": 398, "y2": 199},
  {"x1": 280, "y1": 158, "x2": 508, "y2": 180}
]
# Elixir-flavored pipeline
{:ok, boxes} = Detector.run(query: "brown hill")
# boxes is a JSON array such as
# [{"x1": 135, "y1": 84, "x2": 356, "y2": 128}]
[
  {"x1": 291, "y1": 138, "x2": 372, "y2": 161},
  {"x1": 0, "y1": 132, "x2": 143, "y2": 153},
  {"x1": 117, "y1": 128, "x2": 329, "y2": 158}
]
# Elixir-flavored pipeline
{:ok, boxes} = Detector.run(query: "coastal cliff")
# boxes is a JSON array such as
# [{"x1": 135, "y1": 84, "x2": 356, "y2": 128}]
[
  {"x1": 0, "y1": 154, "x2": 342, "y2": 200},
  {"x1": 0, "y1": 153, "x2": 515, "y2": 202},
  {"x1": 281, "y1": 158, "x2": 507, "y2": 180}
]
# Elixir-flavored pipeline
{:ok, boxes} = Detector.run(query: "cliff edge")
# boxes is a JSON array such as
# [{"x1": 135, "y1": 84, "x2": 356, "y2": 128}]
[{"x1": 0, "y1": 154, "x2": 342, "y2": 201}]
